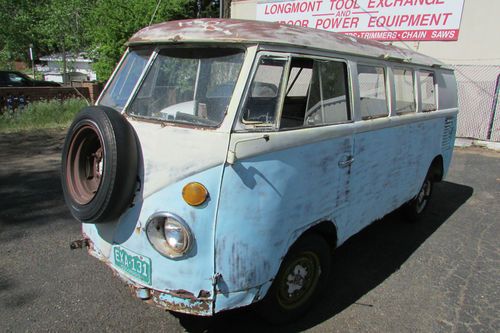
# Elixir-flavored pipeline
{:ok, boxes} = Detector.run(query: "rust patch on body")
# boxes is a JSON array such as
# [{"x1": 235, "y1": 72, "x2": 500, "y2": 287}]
[
  {"x1": 83, "y1": 239, "x2": 212, "y2": 315},
  {"x1": 134, "y1": 226, "x2": 141, "y2": 234},
  {"x1": 127, "y1": 19, "x2": 441, "y2": 67}
]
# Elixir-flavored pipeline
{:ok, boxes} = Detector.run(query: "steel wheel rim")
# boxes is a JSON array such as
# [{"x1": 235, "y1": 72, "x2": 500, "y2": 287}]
[
  {"x1": 276, "y1": 251, "x2": 321, "y2": 310},
  {"x1": 66, "y1": 122, "x2": 104, "y2": 205},
  {"x1": 416, "y1": 179, "x2": 431, "y2": 214}
]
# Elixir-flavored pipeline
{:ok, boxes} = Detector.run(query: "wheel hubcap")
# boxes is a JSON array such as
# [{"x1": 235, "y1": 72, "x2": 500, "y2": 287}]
[
  {"x1": 416, "y1": 180, "x2": 431, "y2": 213},
  {"x1": 277, "y1": 251, "x2": 321, "y2": 310}
]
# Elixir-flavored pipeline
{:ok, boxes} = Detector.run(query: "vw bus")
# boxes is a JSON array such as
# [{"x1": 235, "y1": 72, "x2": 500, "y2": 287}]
[{"x1": 62, "y1": 19, "x2": 458, "y2": 322}]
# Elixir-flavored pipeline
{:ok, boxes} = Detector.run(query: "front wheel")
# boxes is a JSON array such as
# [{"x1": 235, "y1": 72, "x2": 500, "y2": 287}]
[{"x1": 257, "y1": 233, "x2": 331, "y2": 324}]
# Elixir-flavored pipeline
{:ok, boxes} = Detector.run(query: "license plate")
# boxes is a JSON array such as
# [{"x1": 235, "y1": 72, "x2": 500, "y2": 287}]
[{"x1": 113, "y1": 246, "x2": 152, "y2": 285}]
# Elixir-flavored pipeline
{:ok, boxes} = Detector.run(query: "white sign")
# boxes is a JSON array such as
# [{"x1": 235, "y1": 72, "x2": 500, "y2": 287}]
[{"x1": 256, "y1": 0, "x2": 465, "y2": 41}]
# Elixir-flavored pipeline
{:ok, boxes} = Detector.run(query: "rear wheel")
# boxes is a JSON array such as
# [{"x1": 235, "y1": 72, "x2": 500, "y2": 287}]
[
  {"x1": 404, "y1": 170, "x2": 434, "y2": 222},
  {"x1": 257, "y1": 233, "x2": 331, "y2": 324}
]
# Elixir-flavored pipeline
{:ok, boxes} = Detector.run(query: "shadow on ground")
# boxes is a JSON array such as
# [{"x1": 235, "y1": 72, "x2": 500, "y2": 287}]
[
  {"x1": 175, "y1": 181, "x2": 473, "y2": 332},
  {"x1": 0, "y1": 131, "x2": 475, "y2": 331},
  {"x1": 0, "y1": 130, "x2": 71, "y2": 241}
]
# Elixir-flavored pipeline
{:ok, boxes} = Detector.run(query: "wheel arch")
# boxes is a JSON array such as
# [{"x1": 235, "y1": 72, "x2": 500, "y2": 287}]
[
  {"x1": 256, "y1": 223, "x2": 334, "y2": 322},
  {"x1": 429, "y1": 154, "x2": 444, "y2": 182},
  {"x1": 256, "y1": 219, "x2": 337, "y2": 299},
  {"x1": 300, "y1": 220, "x2": 338, "y2": 251},
  {"x1": 283, "y1": 220, "x2": 338, "y2": 258}
]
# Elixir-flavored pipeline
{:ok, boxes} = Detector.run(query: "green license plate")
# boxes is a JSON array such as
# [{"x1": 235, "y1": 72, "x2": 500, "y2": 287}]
[{"x1": 113, "y1": 246, "x2": 152, "y2": 285}]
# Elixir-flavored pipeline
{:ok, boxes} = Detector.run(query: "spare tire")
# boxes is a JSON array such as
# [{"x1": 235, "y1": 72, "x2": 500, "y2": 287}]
[{"x1": 61, "y1": 106, "x2": 139, "y2": 223}]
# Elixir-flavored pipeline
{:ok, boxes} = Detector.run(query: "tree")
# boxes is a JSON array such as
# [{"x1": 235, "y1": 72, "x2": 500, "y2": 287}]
[
  {"x1": 88, "y1": 0, "x2": 197, "y2": 81},
  {"x1": 0, "y1": 0, "x2": 45, "y2": 67},
  {"x1": 0, "y1": 0, "x2": 215, "y2": 80},
  {"x1": 0, "y1": 0, "x2": 94, "y2": 77},
  {"x1": 36, "y1": 0, "x2": 94, "y2": 83}
]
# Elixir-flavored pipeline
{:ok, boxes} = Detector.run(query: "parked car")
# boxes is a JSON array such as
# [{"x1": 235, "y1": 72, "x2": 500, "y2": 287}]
[
  {"x1": 0, "y1": 70, "x2": 60, "y2": 87},
  {"x1": 62, "y1": 19, "x2": 458, "y2": 323}
]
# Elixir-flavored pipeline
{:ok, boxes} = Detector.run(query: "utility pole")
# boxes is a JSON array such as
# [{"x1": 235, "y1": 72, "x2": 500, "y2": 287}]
[
  {"x1": 62, "y1": 44, "x2": 67, "y2": 85},
  {"x1": 29, "y1": 44, "x2": 35, "y2": 79}
]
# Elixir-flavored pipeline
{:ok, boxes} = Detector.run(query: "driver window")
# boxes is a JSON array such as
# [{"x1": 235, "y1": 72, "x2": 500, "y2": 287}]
[{"x1": 242, "y1": 57, "x2": 287, "y2": 126}]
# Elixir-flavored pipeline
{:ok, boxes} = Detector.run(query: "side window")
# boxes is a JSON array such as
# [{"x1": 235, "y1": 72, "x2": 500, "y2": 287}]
[
  {"x1": 358, "y1": 65, "x2": 388, "y2": 119},
  {"x1": 420, "y1": 70, "x2": 437, "y2": 112},
  {"x1": 100, "y1": 49, "x2": 153, "y2": 110},
  {"x1": 242, "y1": 56, "x2": 287, "y2": 126},
  {"x1": 394, "y1": 68, "x2": 416, "y2": 114},
  {"x1": 281, "y1": 58, "x2": 350, "y2": 129},
  {"x1": 9, "y1": 73, "x2": 24, "y2": 83},
  {"x1": 286, "y1": 66, "x2": 312, "y2": 97}
]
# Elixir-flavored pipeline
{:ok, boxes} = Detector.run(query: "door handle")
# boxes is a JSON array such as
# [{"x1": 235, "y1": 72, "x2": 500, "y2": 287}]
[{"x1": 338, "y1": 156, "x2": 354, "y2": 168}]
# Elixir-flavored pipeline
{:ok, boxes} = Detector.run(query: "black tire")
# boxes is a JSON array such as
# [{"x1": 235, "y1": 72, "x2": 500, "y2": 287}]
[
  {"x1": 61, "y1": 106, "x2": 138, "y2": 223},
  {"x1": 404, "y1": 170, "x2": 434, "y2": 222},
  {"x1": 257, "y1": 233, "x2": 331, "y2": 324}
]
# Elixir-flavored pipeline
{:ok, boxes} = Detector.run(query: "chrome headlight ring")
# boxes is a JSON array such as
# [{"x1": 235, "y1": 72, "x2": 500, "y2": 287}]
[{"x1": 145, "y1": 212, "x2": 193, "y2": 259}]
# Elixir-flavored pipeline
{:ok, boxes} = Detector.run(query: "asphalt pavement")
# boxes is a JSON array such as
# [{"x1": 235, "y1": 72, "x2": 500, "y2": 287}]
[{"x1": 0, "y1": 130, "x2": 498, "y2": 332}]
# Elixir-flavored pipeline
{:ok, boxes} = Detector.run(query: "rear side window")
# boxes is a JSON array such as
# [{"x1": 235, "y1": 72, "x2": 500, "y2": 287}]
[
  {"x1": 420, "y1": 71, "x2": 437, "y2": 112},
  {"x1": 393, "y1": 68, "x2": 416, "y2": 114},
  {"x1": 358, "y1": 65, "x2": 388, "y2": 119}
]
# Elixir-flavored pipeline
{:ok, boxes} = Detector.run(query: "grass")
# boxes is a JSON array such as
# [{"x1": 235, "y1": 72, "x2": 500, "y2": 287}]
[{"x1": 0, "y1": 99, "x2": 88, "y2": 132}]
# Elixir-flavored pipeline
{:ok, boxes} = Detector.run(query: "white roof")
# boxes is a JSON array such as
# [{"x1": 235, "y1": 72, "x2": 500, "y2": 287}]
[{"x1": 129, "y1": 19, "x2": 444, "y2": 67}]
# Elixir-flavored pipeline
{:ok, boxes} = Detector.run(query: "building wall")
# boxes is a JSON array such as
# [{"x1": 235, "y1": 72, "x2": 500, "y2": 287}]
[
  {"x1": 392, "y1": 0, "x2": 500, "y2": 66},
  {"x1": 231, "y1": 0, "x2": 499, "y2": 66},
  {"x1": 231, "y1": 0, "x2": 256, "y2": 20}
]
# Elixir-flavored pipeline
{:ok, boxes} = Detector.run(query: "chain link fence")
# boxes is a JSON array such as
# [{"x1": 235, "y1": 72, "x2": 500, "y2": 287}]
[{"x1": 451, "y1": 65, "x2": 500, "y2": 142}]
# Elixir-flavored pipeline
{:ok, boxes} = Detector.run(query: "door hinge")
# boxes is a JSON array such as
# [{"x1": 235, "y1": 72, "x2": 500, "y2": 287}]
[{"x1": 212, "y1": 273, "x2": 222, "y2": 286}]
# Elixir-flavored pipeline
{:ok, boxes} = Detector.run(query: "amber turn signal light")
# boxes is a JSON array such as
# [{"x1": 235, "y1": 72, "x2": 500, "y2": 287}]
[{"x1": 182, "y1": 182, "x2": 208, "y2": 206}]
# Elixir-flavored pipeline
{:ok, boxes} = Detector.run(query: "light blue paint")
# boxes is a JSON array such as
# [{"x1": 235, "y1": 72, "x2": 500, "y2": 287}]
[
  {"x1": 85, "y1": 164, "x2": 226, "y2": 300},
  {"x1": 84, "y1": 113, "x2": 457, "y2": 315},
  {"x1": 214, "y1": 285, "x2": 264, "y2": 313},
  {"x1": 213, "y1": 115, "x2": 457, "y2": 311},
  {"x1": 215, "y1": 135, "x2": 352, "y2": 294},
  {"x1": 84, "y1": 113, "x2": 456, "y2": 315}
]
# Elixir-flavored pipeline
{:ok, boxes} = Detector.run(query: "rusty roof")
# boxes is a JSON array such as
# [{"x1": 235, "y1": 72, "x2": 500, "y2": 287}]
[{"x1": 128, "y1": 19, "x2": 443, "y2": 67}]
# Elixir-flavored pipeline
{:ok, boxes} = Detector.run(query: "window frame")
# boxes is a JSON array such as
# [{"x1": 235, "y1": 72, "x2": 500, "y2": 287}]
[
  {"x1": 235, "y1": 51, "x2": 353, "y2": 132},
  {"x1": 356, "y1": 62, "x2": 390, "y2": 120},
  {"x1": 392, "y1": 66, "x2": 417, "y2": 115},
  {"x1": 97, "y1": 46, "x2": 158, "y2": 109},
  {"x1": 236, "y1": 51, "x2": 290, "y2": 131},
  {"x1": 418, "y1": 69, "x2": 438, "y2": 113}
]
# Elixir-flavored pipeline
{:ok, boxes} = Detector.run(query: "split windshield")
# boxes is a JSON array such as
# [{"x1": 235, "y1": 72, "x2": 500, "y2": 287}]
[
  {"x1": 99, "y1": 49, "x2": 152, "y2": 111},
  {"x1": 101, "y1": 47, "x2": 245, "y2": 127}
]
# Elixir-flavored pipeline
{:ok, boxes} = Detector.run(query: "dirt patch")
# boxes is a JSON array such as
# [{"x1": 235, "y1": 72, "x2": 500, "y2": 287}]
[
  {"x1": 0, "y1": 129, "x2": 67, "y2": 175},
  {"x1": 454, "y1": 146, "x2": 500, "y2": 158}
]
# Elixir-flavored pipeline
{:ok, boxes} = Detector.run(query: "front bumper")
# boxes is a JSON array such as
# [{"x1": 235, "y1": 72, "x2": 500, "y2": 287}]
[{"x1": 85, "y1": 238, "x2": 214, "y2": 316}]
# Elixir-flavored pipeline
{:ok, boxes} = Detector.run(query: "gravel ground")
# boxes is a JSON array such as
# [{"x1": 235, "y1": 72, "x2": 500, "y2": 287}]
[{"x1": 0, "y1": 130, "x2": 498, "y2": 332}]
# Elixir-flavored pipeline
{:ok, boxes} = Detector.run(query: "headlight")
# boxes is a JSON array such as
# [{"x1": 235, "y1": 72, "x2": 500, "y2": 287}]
[{"x1": 146, "y1": 213, "x2": 192, "y2": 258}]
